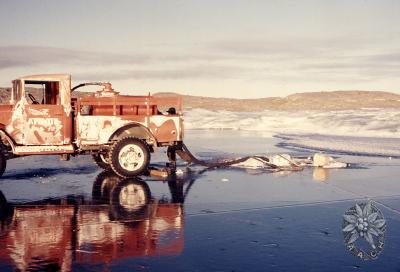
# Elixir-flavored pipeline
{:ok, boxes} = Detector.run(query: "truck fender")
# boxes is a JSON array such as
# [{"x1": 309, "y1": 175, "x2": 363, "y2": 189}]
[
  {"x1": 108, "y1": 123, "x2": 157, "y2": 149},
  {"x1": 0, "y1": 129, "x2": 16, "y2": 153}
]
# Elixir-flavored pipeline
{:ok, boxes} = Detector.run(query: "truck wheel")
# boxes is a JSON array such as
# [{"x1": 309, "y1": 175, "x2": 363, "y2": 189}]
[
  {"x1": 110, "y1": 137, "x2": 150, "y2": 177},
  {"x1": 92, "y1": 153, "x2": 111, "y2": 170},
  {"x1": 0, "y1": 151, "x2": 6, "y2": 178}
]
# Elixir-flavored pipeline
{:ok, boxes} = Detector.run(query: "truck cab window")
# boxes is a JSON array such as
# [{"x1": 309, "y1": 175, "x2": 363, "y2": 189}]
[{"x1": 24, "y1": 81, "x2": 60, "y2": 105}]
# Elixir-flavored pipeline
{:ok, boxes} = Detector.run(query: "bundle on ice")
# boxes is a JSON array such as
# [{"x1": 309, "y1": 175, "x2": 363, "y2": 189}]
[
  {"x1": 232, "y1": 153, "x2": 347, "y2": 170},
  {"x1": 176, "y1": 143, "x2": 348, "y2": 172}
]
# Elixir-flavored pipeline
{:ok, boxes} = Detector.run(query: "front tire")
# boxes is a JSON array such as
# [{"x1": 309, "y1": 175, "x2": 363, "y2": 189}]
[
  {"x1": 110, "y1": 137, "x2": 150, "y2": 177},
  {"x1": 0, "y1": 151, "x2": 6, "y2": 178}
]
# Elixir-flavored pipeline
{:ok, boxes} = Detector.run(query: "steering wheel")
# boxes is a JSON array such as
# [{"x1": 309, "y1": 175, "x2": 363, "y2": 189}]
[{"x1": 28, "y1": 93, "x2": 40, "y2": 104}]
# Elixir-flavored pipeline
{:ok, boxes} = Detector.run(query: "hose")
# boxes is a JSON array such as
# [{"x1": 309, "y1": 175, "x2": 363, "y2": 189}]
[
  {"x1": 72, "y1": 82, "x2": 109, "y2": 92},
  {"x1": 176, "y1": 143, "x2": 281, "y2": 169}
]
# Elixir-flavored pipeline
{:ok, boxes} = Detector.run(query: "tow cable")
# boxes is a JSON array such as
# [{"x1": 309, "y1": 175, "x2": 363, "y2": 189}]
[
  {"x1": 149, "y1": 143, "x2": 347, "y2": 178},
  {"x1": 176, "y1": 143, "x2": 282, "y2": 169}
]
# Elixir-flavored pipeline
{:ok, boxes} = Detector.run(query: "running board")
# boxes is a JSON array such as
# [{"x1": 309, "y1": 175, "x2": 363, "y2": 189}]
[{"x1": 14, "y1": 145, "x2": 75, "y2": 155}]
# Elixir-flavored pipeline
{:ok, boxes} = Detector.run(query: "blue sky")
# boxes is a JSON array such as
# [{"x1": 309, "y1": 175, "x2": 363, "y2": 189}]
[{"x1": 0, "y1": 0, "x2": 399, "y2": 97}]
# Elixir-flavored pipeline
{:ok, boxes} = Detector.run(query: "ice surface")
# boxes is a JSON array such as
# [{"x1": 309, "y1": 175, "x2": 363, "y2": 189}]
[
  {"x1": 185, "y1": 108, "x2": 400, "y2": 137},
  {"x1": 185, "y1": 108, "x2": 400, "y2": 157},
  {"x1": 1, "y1": 130, "x2": 400, "y2": 271},
  {"x1": 278, "y1": 134, "x2": 400, "y2": 157}
]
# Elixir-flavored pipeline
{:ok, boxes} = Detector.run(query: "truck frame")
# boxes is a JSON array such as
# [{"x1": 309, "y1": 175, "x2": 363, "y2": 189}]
[{"x1": 0, "y1": 74, "x2": 183, "y2": 178}]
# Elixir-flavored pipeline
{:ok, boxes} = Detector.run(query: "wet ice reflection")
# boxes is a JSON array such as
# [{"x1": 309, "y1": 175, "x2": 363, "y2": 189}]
[{"x1": 0, "y1": 171, "x2": 186, "y2": 271}]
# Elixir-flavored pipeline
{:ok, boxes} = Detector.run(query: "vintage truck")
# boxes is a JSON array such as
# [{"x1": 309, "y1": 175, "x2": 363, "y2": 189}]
[{"x1": 0, "y1": 74, "x2": 183, "y2": 178}]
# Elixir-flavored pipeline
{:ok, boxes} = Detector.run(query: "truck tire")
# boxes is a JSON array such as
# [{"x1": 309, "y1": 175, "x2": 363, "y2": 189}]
[
  {"x1": 110, "y1": 137, "x2": 150, "y2": 177},
  {"x1": 0, "y1": 151, "x2": 6, "y2": 178},
  {"x1": 92, "y1": 153, "x2": 111, "y2": 170}
]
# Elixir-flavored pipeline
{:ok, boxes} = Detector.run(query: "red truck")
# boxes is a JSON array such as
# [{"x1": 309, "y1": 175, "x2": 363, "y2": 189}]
[{"x1": 0, "y1": 74, "x2": 184, "y2": 177}]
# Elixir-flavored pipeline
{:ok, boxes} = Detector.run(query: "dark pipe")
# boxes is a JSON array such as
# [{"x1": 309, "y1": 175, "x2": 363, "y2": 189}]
[{"x1": 71, "y1": 82, "x2": 108, "y2": 92}]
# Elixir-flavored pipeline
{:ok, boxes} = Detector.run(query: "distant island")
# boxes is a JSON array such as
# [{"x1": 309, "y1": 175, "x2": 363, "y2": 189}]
[{"x1": 1, "y1": 87, "x2": 400, "y2": 112}]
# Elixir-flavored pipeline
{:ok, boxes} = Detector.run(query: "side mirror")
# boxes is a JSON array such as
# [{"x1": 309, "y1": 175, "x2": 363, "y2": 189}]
[{"x1": 166, "y1": 107, "x2": 176, "y2": 115}]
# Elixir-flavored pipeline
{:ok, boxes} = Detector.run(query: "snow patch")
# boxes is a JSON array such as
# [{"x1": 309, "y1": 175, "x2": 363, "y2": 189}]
[{"x1": 185, "y1": 108, "x2": 400, "y2": 138}]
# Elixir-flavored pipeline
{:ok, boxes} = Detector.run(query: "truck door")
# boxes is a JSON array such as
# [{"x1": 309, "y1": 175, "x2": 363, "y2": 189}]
[{"x1": 23, "y1": 80, "x2": 72, "y2": 146}]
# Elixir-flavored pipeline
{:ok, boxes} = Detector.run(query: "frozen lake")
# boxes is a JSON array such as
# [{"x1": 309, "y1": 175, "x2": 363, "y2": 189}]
[{"x1": 1, "y1": 130, "x2": 400, "y2": 271}]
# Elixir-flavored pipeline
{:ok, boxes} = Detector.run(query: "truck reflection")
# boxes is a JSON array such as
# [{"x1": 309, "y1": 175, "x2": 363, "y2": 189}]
[{"x1": 0, "y1": 171, "x2": 190, "y2": 271}]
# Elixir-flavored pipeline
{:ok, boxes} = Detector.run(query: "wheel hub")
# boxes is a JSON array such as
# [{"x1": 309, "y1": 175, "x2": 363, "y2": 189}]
[{"x1": 118, "y1": 144, "x2": 145, "y2": 171}]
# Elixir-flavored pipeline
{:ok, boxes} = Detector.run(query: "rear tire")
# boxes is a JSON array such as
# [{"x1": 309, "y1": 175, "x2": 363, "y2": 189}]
[
  {"x1": 110, "y1": 137, "x2": 150, "y2": 177},
  {"x1": 0, "y1": 151, "x2": 6, "y2": 178},
  {"x1": 92, "y1": 153, "x2": 111, "y2": 170}
]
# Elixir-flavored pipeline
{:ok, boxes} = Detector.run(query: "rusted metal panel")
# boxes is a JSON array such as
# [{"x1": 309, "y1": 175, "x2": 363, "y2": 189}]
[
  {"x1": 1, "y1": 74, "x2": 183, "y2": 155},
  {"x1": 76, "y1": 114, "x2": 182, "y2": 145},
  {"x1": 4, "y1": 97, "x2": 70, "y2": 146},
  {"x1": 24, "y1": 105, "x2": 64, "y2": 145},
  {"x1": 148, "y1": 115, "x2": 182, "y2": 142},
  {"x1": 75, "y1": 92, "x2": 183, "y2": 146},
  {"x1": 0, "y1": 105, "x2": 12, "y2": 131},
  {"x1": 79, "y1": 95, "x2": 182, "y2": 110},
  {"x1": 13, "y1": 145, "x2": 74, "y2": 155},
  {"x1": 76, "y1": 114, "x2": 134, "y2": 145},
  {"x1": 5, "y1": 97, "x2": 26, "y2": 144}
]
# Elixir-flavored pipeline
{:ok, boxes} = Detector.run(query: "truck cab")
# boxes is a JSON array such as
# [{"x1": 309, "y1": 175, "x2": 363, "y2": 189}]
[{"x1": 1, "y1": 74, "x2": 74, "y2": 152}]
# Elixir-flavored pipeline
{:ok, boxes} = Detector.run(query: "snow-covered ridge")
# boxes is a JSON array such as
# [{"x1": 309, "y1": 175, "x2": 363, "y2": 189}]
[{"x1": 185, "y1": 108, "x2": 400, "y2": 138}]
